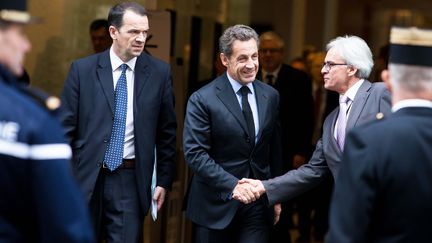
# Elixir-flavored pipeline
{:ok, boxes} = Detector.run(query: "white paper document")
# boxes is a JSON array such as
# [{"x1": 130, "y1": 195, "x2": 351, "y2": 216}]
[
  {"x1": 151, "y1": 199, "x2": 157, "y2": 221},
  {"x1": 151, "y1": 147, "x2": 157, "y2": 221}
]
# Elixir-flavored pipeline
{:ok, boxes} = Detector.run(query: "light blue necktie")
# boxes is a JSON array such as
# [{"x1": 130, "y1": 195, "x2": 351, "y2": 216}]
[{"x1": 104, "y1": 64, "x2": 128, "y2": 171}]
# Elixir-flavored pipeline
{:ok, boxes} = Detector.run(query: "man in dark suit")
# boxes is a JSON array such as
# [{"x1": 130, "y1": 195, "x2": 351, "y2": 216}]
[
  {"x1": 235, "y1": 35, "x2": 391, "y2": 214},
  {"x1": 258, "y1": 31, "x2": 314, "y2": 170},
  {"x1": 327, "y1": 26, "x2": 432, "y2": 243},
  {"x1": 60, "y1": 2, "x2": 176, "y2": 242},
  {"x1": 0, "y1": 0, "x2": 94, "y2": 242},
  {"x1": 89, "y1": 19, "x2": 112, "y2": 53},
  {"x1": 183, "y1": 24, "x2": 282, "y2": 243},
  {"x1": 257, "y1": 31, "x2": 314, "y2": 243}
]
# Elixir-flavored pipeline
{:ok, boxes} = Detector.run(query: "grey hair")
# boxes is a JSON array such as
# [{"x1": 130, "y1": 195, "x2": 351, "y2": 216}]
[
  {"x1": 326, "y1": 35, "x2": 373, "y2": 79},
  {"x1": 259, "y1": 31, "x2": 285, "y2": 49},
  {"x1": 389, "y1": 63, "x2": 432, "y2": 93},
  {"x1": 219, "y1": 24, "x2": 259, "y2": 58}
]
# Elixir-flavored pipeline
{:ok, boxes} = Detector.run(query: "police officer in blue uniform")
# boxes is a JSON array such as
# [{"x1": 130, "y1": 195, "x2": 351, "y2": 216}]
[{"x1": 0, "y1": 1, "x2": 95, "y2": 242}]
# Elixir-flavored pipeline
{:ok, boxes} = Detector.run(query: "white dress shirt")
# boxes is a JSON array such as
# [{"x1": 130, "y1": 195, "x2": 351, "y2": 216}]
[
  {"x1": 227, "y1": 73, "x2": 260, "y2": 140},
  {"x1": 334, "y1": 79, "x2": 364, "y2": 139},
  {"x1": 392, "y1": 99, "x2": 432, "y2": 112}
]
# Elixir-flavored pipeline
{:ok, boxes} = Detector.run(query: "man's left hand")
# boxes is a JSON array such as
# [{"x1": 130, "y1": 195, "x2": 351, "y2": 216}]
[
  {"x1": 273, "y1": 203, "x2": 282, "y2": 225},
  {"x1": 153, "y1": 186, "x2": 167, "y2": 211}
]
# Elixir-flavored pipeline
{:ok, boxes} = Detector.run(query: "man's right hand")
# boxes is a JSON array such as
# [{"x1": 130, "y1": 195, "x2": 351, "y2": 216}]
[{"x1": 232, "y1": 178, "x2": 266, "y2": 204}]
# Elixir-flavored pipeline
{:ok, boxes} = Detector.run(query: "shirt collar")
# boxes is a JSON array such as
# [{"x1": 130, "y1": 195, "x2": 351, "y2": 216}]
[
  {"x1": 342, "y1": 79, "x2": 364, "y2": 102},
  {"x1": 392, "y1": 99, "x2": 432, "y2": 112},
  {"x1": 226, "y1": 72, "x2": 255, "y2": 95},
  {"x1": 262, "y1": 65, "x2": 281, "y2": 80},
  {"x1": 109, "y1": 47, "x2": 137, "y2": 71}
]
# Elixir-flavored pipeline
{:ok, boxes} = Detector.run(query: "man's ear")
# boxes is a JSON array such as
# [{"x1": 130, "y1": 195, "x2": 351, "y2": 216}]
[
  {"x1": 381, "y1": 69, "x2": 392, "y2": 93},
  {"x1": 220, "y1": 53, "x2": 229, "y2": 68},
  {"x1": 109, "y1": 26, "x2": 117, "y2": 40},
  {"x1": 347, "y1": 66, "x2": 358, "y2": 77}
]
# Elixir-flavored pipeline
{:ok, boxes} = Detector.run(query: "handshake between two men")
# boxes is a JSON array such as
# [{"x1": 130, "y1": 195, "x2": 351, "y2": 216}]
[
  {"x1": 232, "y1": 178, "x2": 282, "y2": 225},
  {"x1": 233, "y1": 178, "x2": 265, "y2": 203}
]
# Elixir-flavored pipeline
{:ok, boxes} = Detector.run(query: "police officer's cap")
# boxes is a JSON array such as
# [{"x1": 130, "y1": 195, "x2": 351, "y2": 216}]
[
  {"x1": 389, "y1": 26, "x2": 432, "y2": 67},
  {"x1": 0, "y1": 0, "x2": 39, "y2": 24}
]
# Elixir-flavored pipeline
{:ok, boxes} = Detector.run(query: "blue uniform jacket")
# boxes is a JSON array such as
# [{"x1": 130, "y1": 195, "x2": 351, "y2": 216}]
[{"x1": 0, "y1": 65, "x2": 95, "y2": 243}]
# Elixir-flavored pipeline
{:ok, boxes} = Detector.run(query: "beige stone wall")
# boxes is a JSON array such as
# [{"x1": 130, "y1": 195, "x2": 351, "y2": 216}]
[
  {"x1": 24, "y1": 0, "x2": 147, "y2": 95},
  {"x1": 23, "y1": 0, "x2": 248, "y2": 96},
  {"x1": 25, "y1": 0, "x2": 66, "y2": 95}
]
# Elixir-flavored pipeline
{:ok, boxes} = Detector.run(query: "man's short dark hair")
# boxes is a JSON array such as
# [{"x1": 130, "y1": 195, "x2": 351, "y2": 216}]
[
  {"x1": 219, "y1": 24, "x2": 259, "y2": 58},
  {"x1": 89, "y1": 19, "x2": 108, "y2": 32},
  {"x1": 108, "y1": 2, "x2": 147, "y2": 29}
]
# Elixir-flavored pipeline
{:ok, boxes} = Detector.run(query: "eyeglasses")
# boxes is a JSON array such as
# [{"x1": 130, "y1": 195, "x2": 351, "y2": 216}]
[{"x1": 322, "y1": 62, "x2": 348, "y2": 71}]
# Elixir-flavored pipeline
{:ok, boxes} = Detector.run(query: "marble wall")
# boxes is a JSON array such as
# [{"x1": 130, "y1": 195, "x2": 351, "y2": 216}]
[
  {"x1": 25, "y1": 0, "x2": 133, "y2": 95},
  {"x1": 24, "y1": 0, "x2": 249, "y2": 96}
]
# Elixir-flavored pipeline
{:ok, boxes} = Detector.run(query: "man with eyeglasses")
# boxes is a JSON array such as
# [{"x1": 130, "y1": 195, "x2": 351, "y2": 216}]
[
  {"x1": 234, "y1": 35, "x2": 391, "y2": 225},
  {"x1": 257, "y1": 31, "x2": 314, "y2": 243},
  {"x1": 326, "y1": 26, "x2": 432, "y2": 243}
]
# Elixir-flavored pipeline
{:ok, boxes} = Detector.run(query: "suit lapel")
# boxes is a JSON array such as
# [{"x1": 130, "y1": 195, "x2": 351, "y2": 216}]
[
  {"x1": 134, "y1": 54, "x2": 150, "y2": 99},
  {"x1": 97, "y1": 51, "x2": 115, "y2": 114},
  {"x1": 328, "y1": 109, "x2": 340, "y2": 153},
  {"x1": 346, "y1": 80, "x2": 372, "y2": 131},
  {"x1": 216, "y1": 75, "x2": 249, "y2": 135}
]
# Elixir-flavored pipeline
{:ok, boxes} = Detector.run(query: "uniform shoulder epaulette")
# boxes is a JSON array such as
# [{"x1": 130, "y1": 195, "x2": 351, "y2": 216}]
[{"x1": 20, "y1": 85, "x2": 61, "y2": 112}]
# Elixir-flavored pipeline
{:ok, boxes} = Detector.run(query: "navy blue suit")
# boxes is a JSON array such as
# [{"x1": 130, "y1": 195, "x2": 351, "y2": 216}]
[
  {"x1": 60, "y1": 50, "x2": 176, "y2": 240},
  {"x1": 327, "y1": 106, "x2": 432, "y2": 243},
  {"x1": 183, "y1": 74, "x2": 282, "y2": 242},
  {"x1": 0, "y1": 65, "x2": 94, "y2": 243},
  {"x1": 258, "y1": 64, "x2": 314, "y2": 164}
]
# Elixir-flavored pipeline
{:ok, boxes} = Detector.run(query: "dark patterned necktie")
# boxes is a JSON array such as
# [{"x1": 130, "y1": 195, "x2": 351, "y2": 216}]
[
  {"x1": 240, "y1": 86, "x2": 255, "y2": 146},
  {"x1": 266, "y1": 74, "x2": 275, "y2": 86},
  {"x1": 104, "y1": 64, "x2": 128, "y2": 171}
]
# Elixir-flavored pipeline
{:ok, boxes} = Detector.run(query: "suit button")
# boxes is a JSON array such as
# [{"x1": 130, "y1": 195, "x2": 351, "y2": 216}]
[
  {"x1": 246, "y1": 138, "x2": 250, "y2": 143},
  {"x1": 103, "y1": 139, "x2": 108, "y2": 143},
  {"x1": 97, "y1": 162, "x2": 102, "y2": 167}
]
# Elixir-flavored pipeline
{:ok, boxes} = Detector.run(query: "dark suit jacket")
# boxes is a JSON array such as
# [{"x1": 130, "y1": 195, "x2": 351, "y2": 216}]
[
  {"x1": 60, "y1": 50, "x2": 177, "y2": 214},
  {"x1": 263, "y1": 80, "x2": 391, "y2": 205},
  {"x1": 327, "y1": 107, "x2": 432, "y2": 243},
  {"x1": 258, "y1": 64, "x2": 314, "y2": 173},
  {"x1": 183, "y1": 73, "x2": 281, "y2": 229}
]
